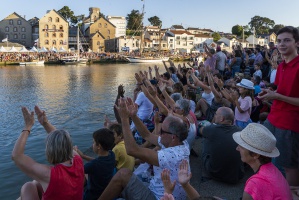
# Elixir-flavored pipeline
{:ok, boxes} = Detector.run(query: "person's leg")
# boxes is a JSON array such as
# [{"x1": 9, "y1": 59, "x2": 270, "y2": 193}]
[
  {"x1": 99, "y1": 168, "x2": 132, "y2": 200},
  {"x1": 20, "y1": 180, "x2": 43, "y2": 200}
]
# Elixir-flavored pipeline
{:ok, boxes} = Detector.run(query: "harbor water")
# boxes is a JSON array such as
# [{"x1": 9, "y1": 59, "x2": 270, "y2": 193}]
[{"x1": 0, "y1": 63, "x2": 164, "y2": 199}]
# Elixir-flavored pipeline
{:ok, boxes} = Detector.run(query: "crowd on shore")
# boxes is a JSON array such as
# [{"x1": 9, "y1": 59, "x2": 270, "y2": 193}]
[{"x1": 12, "y1": 26, "x2": 299, "y2": 200}]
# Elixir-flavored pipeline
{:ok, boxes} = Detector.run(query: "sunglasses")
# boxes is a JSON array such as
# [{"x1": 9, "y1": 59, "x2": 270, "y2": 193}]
[{"x1": 160, "y1": 128, "x2": 172, "y2": 135}]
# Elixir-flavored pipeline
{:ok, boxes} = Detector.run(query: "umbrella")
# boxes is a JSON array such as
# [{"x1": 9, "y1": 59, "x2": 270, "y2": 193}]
[
  {"x1": 19, "y1": 46, "x2": 29, "y2": 52},
  {"x1": 0, "y1": 46, "x2": 7, "y2": 52},
  {"x1": 8, "y1": 46, "x2": 18, "y2": 52},
  {"x1": 30, "y1": 46, "x2": 38, "y2": 52},
  {"x1": 39, "y1": 47, "x2": 48, "y2": 52}
]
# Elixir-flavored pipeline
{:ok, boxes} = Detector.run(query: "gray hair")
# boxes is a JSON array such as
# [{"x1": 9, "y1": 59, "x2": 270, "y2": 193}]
[
  {"x1": 166, "y1": 116, "x2": 188, "y2": 142},
  {"x1": 45, "y1": 130, "x2": 73, "y2": 164},
  {"x1": 170, "y1": 93, "x2": 182, "y2": 102},
  {"x1": 219, "y1": 107, "x2": 234, "y2": 124},
  {"x1": 176, "y1": 99, "x2": 190, "y2": 116}
]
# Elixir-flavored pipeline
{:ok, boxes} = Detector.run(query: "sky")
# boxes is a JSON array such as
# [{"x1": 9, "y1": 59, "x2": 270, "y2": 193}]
[{"x1": 1, "y1": 0, "x2": 298, "y2": 33}]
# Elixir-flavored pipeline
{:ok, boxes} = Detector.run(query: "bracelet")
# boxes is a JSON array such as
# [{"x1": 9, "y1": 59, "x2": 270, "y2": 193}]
[{"x1": 22, "y1": 130, "x2": 31, "y2": 134}]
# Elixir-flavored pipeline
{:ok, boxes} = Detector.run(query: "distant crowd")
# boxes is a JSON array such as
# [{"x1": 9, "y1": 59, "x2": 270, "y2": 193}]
[{"x1": 12, "y1": 26, "x2": 299, "y2": 200}]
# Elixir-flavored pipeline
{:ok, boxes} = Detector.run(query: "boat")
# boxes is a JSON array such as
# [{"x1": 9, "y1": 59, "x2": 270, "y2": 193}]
[
  {"x1": 19, "y1": 60, "x2": 45, "y2": 66},
  {"x1": 126, "y1": 2, "x2": 168, "y2": 63},
  {"x1": 60, "y1": 27, "x2": 88, "y2": 65},
  {"x1": 125, "y1": 56, "x2": 169, "y2": 63}
]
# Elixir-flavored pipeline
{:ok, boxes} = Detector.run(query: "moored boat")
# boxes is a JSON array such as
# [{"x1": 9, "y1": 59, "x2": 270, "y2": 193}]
[
  {"x1": 19, "y1": 60, "x2": 45, "y2": 66},
  {"x1": 125, "y1": 56, "x2": 169, "y2": 63}
]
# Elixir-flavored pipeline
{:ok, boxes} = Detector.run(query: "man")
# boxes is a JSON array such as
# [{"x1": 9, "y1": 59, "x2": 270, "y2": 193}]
[
  {"x1": 259, "y1": 26, "x2": 299, "y2": 199},
  {"x1": 99, "y1": 98, "x2": 190, "y2": 200},
  {"x1": 199, "y1": 107, "x2": 244, "y2": 184},
  {"x1": 215, "y1": 46, "x2": 227, "y2": 75}
]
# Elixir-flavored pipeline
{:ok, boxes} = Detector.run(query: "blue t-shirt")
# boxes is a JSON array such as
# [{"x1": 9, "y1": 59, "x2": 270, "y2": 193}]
[{"x1": 84, "y1": 151, "x2": 115, "y2": 200}]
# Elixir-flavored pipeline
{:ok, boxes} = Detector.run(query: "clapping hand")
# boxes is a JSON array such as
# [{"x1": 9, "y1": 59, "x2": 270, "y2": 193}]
[
  {"x1": 34, "y1": 105, "x2": 48, "y2": 126},
  {"x1": 161, "y1": 169, "x2": 176, "y2": 195},
  {"x1": 178, "y1": 160, "x2": 192, "y2": 186},
  {"x1": 21, "y1": 107, "x2": 34, "y2": 130},
  {"x1": 257, "y1": 89, "x2": 276, "y2": 101}
]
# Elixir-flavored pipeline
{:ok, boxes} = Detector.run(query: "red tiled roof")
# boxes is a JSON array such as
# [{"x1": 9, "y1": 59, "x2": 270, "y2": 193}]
[{"x1": 170, "y1": 30, "x2": 193, "y2": 35}]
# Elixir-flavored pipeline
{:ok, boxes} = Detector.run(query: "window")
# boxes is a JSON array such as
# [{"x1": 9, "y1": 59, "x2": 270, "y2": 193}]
[
  {"x1": 107, "y1": 42, "x2": 109, "y2": 46},
  {"x1": 45, "y1": 25, "x2": 48, "y2": 29},
  {"x1": 104, "y1": 23, "x2": 107, "y2": 28},
  {"x1": 53, "y1": 33, "x2": 56, "y2": 37},
  {"x1": 132, "y1": 43, "x2": 135, "y2": 47},
  {"x1": 59, "y1": 25, "x2": 63, "y2": 30},
  {"x1": 22, "y1": 34, "x2": 26, "y2": 39},
  {"x1": 45, "y1": 32, "x2": 49, "y2": 37},
  {"x1": 59, "y1": 40, "x2": 63, "y2": 45},
  {"x1": 53, "y1": 40, "x2": 56, "y2": 45},
  {"x1": 45, "y1": 40, "x2": 49, "y2": 45},
  {"x1": 17, "y1": 20, "x2": 21, "y2": 25},
  {"x1": 98, "y1": 23, "x2": 102, "y2": 28},
  {"x1": 22, "y1": 41, "x2": 25, "y2": 44},
  {"x1": 52, "y1": 25, "x2": 56, "y2": 30},
  {"x1": 14, "y1": 34, "x2": 18, "y2": 39},
  {"x1": 56, "y1": 17, "x2": 59, "y2": 22},
  {"x1": 48, "y1": 17, "x2": 52, "y2": 22},
  {"x1": 5, "y1": 34, "x2": 9, "y2": 39},
  {"x1": 60, "y1": 33, "x2": 63, "y2": 37},
  {"x1": 5, "y1": 27, "x2": 9, "y2": 32},
  {"x1": 108, "y1": 30, "x2": 110, "y2": 34},
  {"x1": 13, "y1": 27, "x2": 18, "y2": 32},
  {"x1": 21, "y1": 27, "x2": 26, "y2": 32},
  {"x1": 9, "y1": 19, "x2": 13, "y2": 25},
  {"x1": 97, "y1": 41, "x2": 100, "y2": 45}
]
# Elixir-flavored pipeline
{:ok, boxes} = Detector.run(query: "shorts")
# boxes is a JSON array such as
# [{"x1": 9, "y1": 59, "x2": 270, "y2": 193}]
[
  {"x1": 264, "y1": 119, "x2": 299, "y2": 169},
  {"x1": 121, "y1": 173, "x2": 156, "y2": 200}
]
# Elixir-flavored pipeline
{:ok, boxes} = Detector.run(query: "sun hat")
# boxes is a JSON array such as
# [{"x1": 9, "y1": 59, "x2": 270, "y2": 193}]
[
  {"x1": 233, "y1": 123, "x2": 280, "y2": 158},
  {"x1": 236, "y1": 79, "x2": 254, "y2": 90}
]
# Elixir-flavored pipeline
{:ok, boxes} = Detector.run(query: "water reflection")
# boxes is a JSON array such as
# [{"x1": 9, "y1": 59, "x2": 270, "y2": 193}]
[{"x1": 0, "y1": 62, "x2": 165, "y2": 199}]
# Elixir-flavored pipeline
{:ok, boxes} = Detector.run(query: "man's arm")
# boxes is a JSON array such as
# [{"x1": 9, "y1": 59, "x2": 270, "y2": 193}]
[
  {"x1": 114, "y1": 84, "x2": 125, "y2": 124},
  {"x1": 258, "y1": 89, "x2": 299, "y2": 106}
]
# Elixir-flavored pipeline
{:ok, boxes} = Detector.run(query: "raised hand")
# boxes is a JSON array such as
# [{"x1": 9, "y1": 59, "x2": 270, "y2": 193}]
[
  {"x1": 21, "y1": 107, "x2": 34, "y2": 130},
  {"x1": 135, "y1": 73, "x2": 143, "y2": 84},
  {"x1": 178, "y1": 160, "x2": 192, "y2": 186},
  {"x1": 154, "y1": 111, "x2": 161, "y2": 124},
  {"x1": 154, "y1": 65, "x2": 159, "y2": 71},
  {"x1": 144, "y1": 71, "x2": 149, "y2": 80},
  {"x1": 161, "y1": 169, "x2": 176, "y2": 195},
  {"x1": 103, "y1": 115, "x2": 111, "y2": 128},
  {"x1": 216, "y1": 78, "x2": 224, "y2": 89},
  {"x1": 73, "y1": 145, "x2": 84, "y2": 157},
  {"x1": 118, "y1": 84, "x2": 125, "y2": 97},
  {"x1": 148, "y1": 66, "x2": 152, "y2": 73},
  {"x1": 34, "y1": 105, "x2": 48, "y2": 126},
  {"x1": 125, "y1": 97, "x2": 138, "y2": 117},
  {"x1": 148, "y1": 85, "x2": 157, "y2": 97},
  {"x1": 158, "y1": 81, "x2": 166, "y2": 92},
  {"x1": 115, "y1": 98, "x2": 130, "y2": 119}
]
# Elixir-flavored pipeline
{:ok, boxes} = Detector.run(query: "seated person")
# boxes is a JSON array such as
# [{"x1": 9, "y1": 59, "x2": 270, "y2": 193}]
[
  {"x1": 74, "y1": 128, "x2": 115, "y2": 200},
  {"x1": 108, "y1": 123, "x2": 135, "y2": 171},
  {"x1": 233, "y1": 123, "x2": 292, "y2": 199},
  {"x1": 200, "y1": 107, "x2": 244, "y2": 184},
  {"x1": 99, "y1": 98, "x2": 190, "y2": 200},
  {"x1": 12, "y1": 106, "x2": 84, "y2": 200}
]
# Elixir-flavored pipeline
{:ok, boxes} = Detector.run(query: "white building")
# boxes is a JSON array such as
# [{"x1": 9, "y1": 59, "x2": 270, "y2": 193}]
[
  {"x1": 105, "y1": 35, "x2": 140, "y2": 52},
  {"x1": 166, "y1": 30, "x2": 194, "y2": 53},
  {"x1": 193, "y1": 33, "x2": 213, "y2": 52},
  {"x1": 106, "y1": 16, "x2": 126, "y2": 37}
]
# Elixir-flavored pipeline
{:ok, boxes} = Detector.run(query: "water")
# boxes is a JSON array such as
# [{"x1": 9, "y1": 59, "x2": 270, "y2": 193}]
[{"x1": 0, "y1": 63, "x2": 165, "y2": 199}]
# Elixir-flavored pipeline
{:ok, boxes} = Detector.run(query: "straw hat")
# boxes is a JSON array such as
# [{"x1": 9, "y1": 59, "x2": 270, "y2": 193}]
[
  {"x1": 233, "y1": 123, "x2": 279, "y2": 158},
  {"x1": 236, "y1": 79, "x2": 254, "y2": 90}
]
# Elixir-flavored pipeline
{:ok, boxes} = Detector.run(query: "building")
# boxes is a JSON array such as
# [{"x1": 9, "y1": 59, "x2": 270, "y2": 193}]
[
  {"x1": 166, "y1": 30, "x2": 194, "y2": 53},
  {"x1": 193, "y1": 33, "x2": 213, "y2": 52},
  {"x1": 83, "y1": 7, "x2": 116, "y2": 52},
  {"x1": 39, "y1": 10, "x2": 69, "y2": 51},
  {"x1": 105, "y1": 35, "x2": 141, "y2": 52},
  {"x1": 107, "y1": 16, "x2": 126, "y2": 37},
  {"x1": 0, "y1": 12, "x2": 32, "y2": 47},
  {"x1": 257, "y1": 32, "x2": 277, "y2": 44},
  {"x1": 144, "y1": 26, "x2": 166, "y2": 51},
  {"x1": 28, "y1": 17, "x2": 39, "y2": 46}
]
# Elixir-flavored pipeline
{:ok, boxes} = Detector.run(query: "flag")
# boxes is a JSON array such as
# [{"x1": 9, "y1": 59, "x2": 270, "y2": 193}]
[
  {"x1": 34, "y1": 38, "x2": 39, "y2": 42},
  {"x1": 2, "y1": 38, "x2": 8, "y2": 42}
]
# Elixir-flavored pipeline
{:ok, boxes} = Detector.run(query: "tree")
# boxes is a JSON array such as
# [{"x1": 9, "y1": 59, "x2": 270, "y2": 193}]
[
  {"x1": 126, "y1": 9, "x2": 143, "y2": 30},
  {"x1": 148, "y1": 16, "x2": 162, "y2": 27},
  {"x1": 212, "y1": 32, "x2": 221, "y2": 42},
  {"x1": 270, "y1": 24, "x2": 284, "y2": 34},
  {"x1": 231, "y1": 25, "x2": 243, "y2": 36},
  {"x1": 58, "y1": 6, "x2": 87, "y2": 26},
  {"x1": 248, "y1": 15, "x2": 275, "y2": 35}
]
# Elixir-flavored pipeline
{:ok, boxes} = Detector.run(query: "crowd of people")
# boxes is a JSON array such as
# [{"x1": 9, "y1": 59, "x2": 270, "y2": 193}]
[{"x1": 12, "y1": 26, "x2": 299, "y2": 200}]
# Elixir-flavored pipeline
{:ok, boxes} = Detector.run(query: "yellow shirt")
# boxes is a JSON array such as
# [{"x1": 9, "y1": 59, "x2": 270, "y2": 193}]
[{"x1": 112, "y1": 140, "x2": 135, "y2": 171}]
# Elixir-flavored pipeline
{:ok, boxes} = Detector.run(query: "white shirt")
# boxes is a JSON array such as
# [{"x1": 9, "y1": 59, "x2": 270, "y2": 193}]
[{"x1": 135, "y1": 92, "x2": 153, "y2": 120}]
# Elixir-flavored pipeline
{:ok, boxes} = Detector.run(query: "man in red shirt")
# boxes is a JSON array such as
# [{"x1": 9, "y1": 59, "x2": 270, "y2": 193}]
[{"x1": 258, "y1": 26, "x2": 299, "y2": 199}]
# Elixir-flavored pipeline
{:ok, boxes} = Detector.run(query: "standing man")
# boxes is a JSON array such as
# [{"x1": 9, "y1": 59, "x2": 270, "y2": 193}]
[
  {"x1": 259, "y1": 26, "x2": 299, "y2": 199},
  {"x1": 200, "y1": 107, "x2": 244, "y2": 184},
  {"x1": 215, "y1": 46, "x2": 227, "y2": 75}
]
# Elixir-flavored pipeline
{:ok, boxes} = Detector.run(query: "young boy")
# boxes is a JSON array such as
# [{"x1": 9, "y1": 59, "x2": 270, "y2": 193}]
[
  {"x1": 253, "y1": 63, "x2": 262, "y2": 79},
  {"x1": 74, "y1": 128, "x2": 115, "y2": 200},
  {"x1": 258, "y1": 26, "x2": 299, "y2": 199}
]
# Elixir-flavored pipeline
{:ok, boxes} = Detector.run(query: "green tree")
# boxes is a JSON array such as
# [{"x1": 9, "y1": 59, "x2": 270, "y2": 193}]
[
  {"x1": 148, "y1": 16, "x2": 162, "y2": 26},
  {"x1": 231, "y1": 25, "x2": 243, "y2": 36},
  {"x1": 248, "y1": 15, "x2": 275, "y2": 35},
  {"x1": 270, "y1": 24, "x2": 284, "y2": 34},
  {"x1": 58, "y1": 6, "x2": 87, "y2": 26},
  {"x1": 212, "y1": 32, "x2": 221, "y2": 42},
  {"x1": 126, "y1": 9, "x2": 143, "y2": 30}
]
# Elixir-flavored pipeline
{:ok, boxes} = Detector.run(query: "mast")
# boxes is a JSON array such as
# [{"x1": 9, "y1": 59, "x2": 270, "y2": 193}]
[
  {"x1": 77, "y1": 26, "x2": 80, "y2": 61},
  {"x1": 140, "y1": 0, "x2": 145, "y2": 55}
]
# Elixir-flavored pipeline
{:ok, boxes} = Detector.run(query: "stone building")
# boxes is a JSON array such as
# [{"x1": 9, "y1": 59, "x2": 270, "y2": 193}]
[
  {"x1": 39, "y1": 10, "x2": 68, "y2": 51},
  {"x1": 0, "y1": 12, "x2": 32, "y2": 47}
]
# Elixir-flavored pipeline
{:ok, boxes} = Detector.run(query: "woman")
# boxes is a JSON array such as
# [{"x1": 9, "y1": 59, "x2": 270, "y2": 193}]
[
  {"x1": 12, "y1": 106, "x2": 84, "y2": 200},
  {"x1": 230, "y1": 50, "x2": 243, "y2": 78},
  {"x1": 233, "y1": 123, "x2": 292, "y2": 200}
]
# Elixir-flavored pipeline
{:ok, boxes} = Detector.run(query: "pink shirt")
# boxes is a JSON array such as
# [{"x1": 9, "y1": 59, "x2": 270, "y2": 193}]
[
  {"x1": 235, "y1": 96, "x2": 252, "y2": 122},
  {"x1": 245, "y1": 163, "x2": 292, "y2": 200}
]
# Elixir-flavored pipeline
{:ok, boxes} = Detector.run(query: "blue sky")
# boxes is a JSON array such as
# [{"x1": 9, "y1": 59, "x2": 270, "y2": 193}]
[{"x1": 1, "y1": 0, "x2": 298, "y2": 33}]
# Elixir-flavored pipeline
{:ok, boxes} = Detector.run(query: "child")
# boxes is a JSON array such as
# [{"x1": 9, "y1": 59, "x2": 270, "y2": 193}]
[
  {"x1": 74, "y1": 128, "x2": 115, "y2": 200},
  {"x1": 232, "y1": 79, "x2": 254, "y2": 129},
  {"x1": 253, "y1": 63, "x2": 262, "y2": 79},
  {"x1": 108, "y1": 124, "x2": 135, "y2": 171}
]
